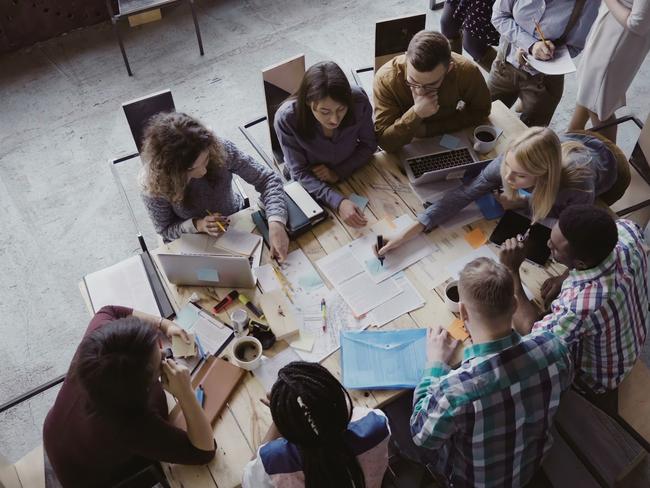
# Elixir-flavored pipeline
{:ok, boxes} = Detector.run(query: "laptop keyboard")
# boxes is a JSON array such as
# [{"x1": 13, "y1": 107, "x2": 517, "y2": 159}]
[{"x1": 407, "y1": 148, "x2": 474, "y2": 179}]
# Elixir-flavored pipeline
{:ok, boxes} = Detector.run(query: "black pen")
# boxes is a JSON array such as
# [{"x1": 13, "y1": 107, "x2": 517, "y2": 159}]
[{"x1": 377, "y1": 234, "x2": 385, "y2": 267}]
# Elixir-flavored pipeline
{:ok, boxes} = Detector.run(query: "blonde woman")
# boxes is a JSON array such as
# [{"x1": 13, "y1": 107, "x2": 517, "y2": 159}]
[
  {"x1": 378, "y1": 127, "x2": 629, "y2": 254},
  {"x1": 140, "y1": 112, "x2": 290, "y2": 261}
]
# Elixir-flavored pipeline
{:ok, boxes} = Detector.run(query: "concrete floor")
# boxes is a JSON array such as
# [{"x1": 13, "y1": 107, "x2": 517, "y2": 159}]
[{"x1": 1, "y1": 0, "x2": 649, "y2": 464}]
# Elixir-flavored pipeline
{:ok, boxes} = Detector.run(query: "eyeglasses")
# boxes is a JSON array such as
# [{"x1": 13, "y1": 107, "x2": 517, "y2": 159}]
[{"x1": 405, "y1": 78, "x2": 444, "y2": 92}]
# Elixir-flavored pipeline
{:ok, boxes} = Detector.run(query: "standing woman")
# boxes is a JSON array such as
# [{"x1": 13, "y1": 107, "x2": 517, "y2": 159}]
[
  {"x1": 440, "y1": 0, "x2": 500, "y2": 72},
  {"x1": 140, "y1": 112, "x2": 290, "y2": 261},
  {"x1": 274, "y1": 61, "x2": 377, "y2": 228},
  {"x1": 243, "y1": 362, "x2": 391, "y2": 488},
  {"x1": 569, "y1": 0, "x2": 650, "y2": 142}
]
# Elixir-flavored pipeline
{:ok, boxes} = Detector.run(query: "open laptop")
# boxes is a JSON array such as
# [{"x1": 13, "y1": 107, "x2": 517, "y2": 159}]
[
  {"x1": 399, "y1": 133, "x2": 489, "y2": 185},
  {"x1": 157, "y1": 253, "x2": 256, "y2": 288}
]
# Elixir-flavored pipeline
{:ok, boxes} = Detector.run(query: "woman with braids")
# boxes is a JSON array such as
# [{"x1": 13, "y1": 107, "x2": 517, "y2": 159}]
[
  {"x1": 243, "y1": 361, "x2": 391, "y2": 488},
  {"x1": 140, "y1": 112, "x2": 290, "y2": 261}
]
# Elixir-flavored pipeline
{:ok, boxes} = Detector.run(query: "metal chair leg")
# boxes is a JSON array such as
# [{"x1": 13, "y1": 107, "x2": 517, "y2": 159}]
[
  {"x1": 189, "y1": 0, "x2": 204, "y2": 56},
  {"x1": 111, "y1": 18, "x2": 133, "y2": 76}
]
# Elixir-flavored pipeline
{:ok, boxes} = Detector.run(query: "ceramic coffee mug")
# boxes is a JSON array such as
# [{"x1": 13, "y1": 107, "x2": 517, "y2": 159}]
[
  {"x1": 231, "y1": 336, "x2": 263, "y2": 371},
  {"x1": 444, "y1": 280, "x2": 460, "y2": 313},
  {"x1": 473, "y1": 125, "x2": 498, "y2": 154},
  {"x1": 230, "y1": 309, "x2": 249, "y2": 336}
]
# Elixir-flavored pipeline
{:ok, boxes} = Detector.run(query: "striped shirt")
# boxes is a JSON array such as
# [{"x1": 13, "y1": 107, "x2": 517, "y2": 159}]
[
  {"x1": 533, "y1": 219, "x2": 649, "y2": 393},
  {"x1": 410, "y1": 331, "x2": 573, "y2": 488},
  {"x1": 243, "y1": 408, "x2": 390, "y2": 488}
]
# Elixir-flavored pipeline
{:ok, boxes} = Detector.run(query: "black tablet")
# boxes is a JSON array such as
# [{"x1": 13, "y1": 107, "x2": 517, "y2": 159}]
[{"x1": 489, "y1": 211, "x2": 552, "y2": 266}]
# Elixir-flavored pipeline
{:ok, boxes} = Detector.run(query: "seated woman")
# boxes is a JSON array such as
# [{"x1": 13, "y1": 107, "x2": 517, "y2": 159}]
[
  {"x1": 43, "y1": 305, "x2": 215, "y2": 488},
  {"x1": 379, "y1": 127, "x2": 630, "y2": 254},
  {"x1": 243, "y1": 361, "x2": 391, "y2": 488},
  {"x1": 140, "y1": 112, "x2": 290, "y2": 261},
  {"x1": 274, "y1": 61, "x2": 377, "y2": 228}
]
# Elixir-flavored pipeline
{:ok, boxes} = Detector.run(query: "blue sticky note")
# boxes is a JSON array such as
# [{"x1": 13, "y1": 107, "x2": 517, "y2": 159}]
[
  {"x1": 476, "y1": 193, "x2": 504, "y2": 220},
  {"x1": 196, "y1": 268, "x2": 219, "y2": 282},
  {"x1": 364, "y1": 258, "x2": 383, "y2": 276},
  {"x1": 518, "y1": 188, "x2": 532, "y2": 198},
  {"x1": 175, "y1": 304, "x2": 200, "y2": 329},
  {"x1": 349, "y1": 193, "x2": 369, "y2": 210},
  {"x1": 439, "y1": 134, "x2": 462, "y2": 150}
]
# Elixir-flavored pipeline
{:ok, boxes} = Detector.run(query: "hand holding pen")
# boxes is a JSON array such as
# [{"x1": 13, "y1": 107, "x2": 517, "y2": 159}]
[{"x1": 196, "y1": 209, "x2": 229, "y2": 236}]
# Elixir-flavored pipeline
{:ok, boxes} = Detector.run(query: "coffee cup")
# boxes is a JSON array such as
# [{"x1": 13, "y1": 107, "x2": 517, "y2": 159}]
[
  {"x1": 473, "y1": 125, "x2": 498, "y2": 154},
  {"x1": 231, "y1": 336, "x2": 263, "y2": 371},
  {"x1": 230, "y1": 309, "x2": 249, "y2": 336},
  {"x1": 444, "y1": 280, "x2": 460, "y2": 313}
]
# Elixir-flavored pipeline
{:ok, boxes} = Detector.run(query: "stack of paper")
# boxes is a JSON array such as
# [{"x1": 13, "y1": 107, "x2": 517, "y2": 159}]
[{"x1": 213, "y1": 230, "x2": 262, "y2": 256}]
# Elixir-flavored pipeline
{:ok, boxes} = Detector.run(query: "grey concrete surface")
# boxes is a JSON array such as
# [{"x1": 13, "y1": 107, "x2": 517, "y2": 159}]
[{"x1": 1, "y1": 0, "x2": 649, "y2": 464}]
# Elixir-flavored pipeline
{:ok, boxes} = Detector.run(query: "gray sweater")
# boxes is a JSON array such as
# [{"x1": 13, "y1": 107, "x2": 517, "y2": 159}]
[
  {"x1": 142, "y1": 138, "x2": 287, "y2": 242},
  {"x1": 417, "y1": 132, "x2": 619, "y2": 231}
]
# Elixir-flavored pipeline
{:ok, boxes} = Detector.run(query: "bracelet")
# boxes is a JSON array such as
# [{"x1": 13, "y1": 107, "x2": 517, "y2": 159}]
[{"x1": 158, "y1": 317, "x2": 165, "y2": 330}]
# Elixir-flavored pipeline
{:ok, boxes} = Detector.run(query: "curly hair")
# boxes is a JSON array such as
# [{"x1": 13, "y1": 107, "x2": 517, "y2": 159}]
[{"x1": 139, "y1": 112, "x2": 225, "y2": 204}]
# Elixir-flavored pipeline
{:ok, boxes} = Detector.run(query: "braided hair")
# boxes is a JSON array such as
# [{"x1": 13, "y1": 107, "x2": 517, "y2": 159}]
[{"x1": 270, "y1": 361, "x2": 366, "y2": 488}]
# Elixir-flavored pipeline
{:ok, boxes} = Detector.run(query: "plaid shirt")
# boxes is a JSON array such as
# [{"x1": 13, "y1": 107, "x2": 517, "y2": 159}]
[
  {"x1": 533, "y1": 219, "x2": 649, "y2": 394},
  {"x1": 410, "y1": 331, "x2": 573, "y2": 488}
]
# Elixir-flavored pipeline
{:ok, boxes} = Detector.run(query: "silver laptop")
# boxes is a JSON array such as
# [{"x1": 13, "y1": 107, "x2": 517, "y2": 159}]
[
  {"x1": 157, "y1": 253, "x2": 256, "y2": 288},
  {"x1": 399, "y1": 133, "x2": 485, "y2": 185}
]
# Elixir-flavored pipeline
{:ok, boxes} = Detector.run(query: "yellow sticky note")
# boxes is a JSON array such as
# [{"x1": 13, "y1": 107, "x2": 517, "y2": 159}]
[
  {"x1": 464, "y1": 228, "x2": 488, "y2": 249},
  {"x1": 447, "y1": 318, "x2": 470, "y2": 342},
  {"x1": 289, "y1": 332, "x2": 315, "y2": 352},
  {"x1": 171, "y1": 333, "x2": 196, "y2": 358}
]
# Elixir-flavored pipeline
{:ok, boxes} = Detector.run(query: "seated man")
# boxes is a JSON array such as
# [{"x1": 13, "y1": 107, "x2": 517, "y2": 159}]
[
  {"x1": 500, "y1": 205, "x2": 649, "y2": 403},
  {"x1": 411, "y1": 257, "x2": 573, "y2": 487},
  {"x1": 373, "y1": 30, "x2": 491, "y2": 152}
]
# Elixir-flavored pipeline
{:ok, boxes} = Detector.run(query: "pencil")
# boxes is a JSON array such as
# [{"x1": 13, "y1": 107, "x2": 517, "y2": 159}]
[
  {"x1": 205, "y1": 209, "x2": 226, "y2": 233},
  {"x1": 533, "y1": 18, "x2": 548, "y2": 46}
]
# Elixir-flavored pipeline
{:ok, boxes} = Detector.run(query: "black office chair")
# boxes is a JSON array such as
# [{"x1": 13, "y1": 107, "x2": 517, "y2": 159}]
[
  {"x1": 106, "y1": 0, "x2": 204, "y2": 76},
  {"x1": 122, "y1": 89, "x2": 176, "y2": 153},
  {"x1": 350, "y1": 13, "x2": 427, "y2": 100}
]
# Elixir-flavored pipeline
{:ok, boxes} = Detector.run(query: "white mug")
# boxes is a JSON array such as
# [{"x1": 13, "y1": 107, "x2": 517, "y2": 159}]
[
  {"x1": 231, "y1": 336, "x2": 263, "y2": 371},
  {"x1": 230, "y1": 309, "x2": 249, "y2": 336},
  {"x1": 444, "y1": 280, "x2": 460, "y2": 313},
  {"x1": 473, "y1": 125, "x2": 498, "y2": 154}
]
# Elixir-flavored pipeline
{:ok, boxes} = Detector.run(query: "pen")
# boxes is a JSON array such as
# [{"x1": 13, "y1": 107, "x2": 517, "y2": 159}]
[
  {"x1": 196, "y1": 385, "x2": 205, "y2": 408},
  {"x1": 195, "y1": 335, "x2": 206, "y2": 360},
  {"x1": 321, "y1": 298, "x2": 327, "y2": 332},
  {"x1": 238, "y1": 293, "x2": 265, "y2": 320},
  {"x1": 377, "y1": 234, "x2": 385, "y2": 267},
  {"x1": 205, "y1": 209, "x2": 226, "y2": 233},
  {"x1": 517, "y1": 227, "x2": 531, "y2": 243},
  {"x1": 214, "y1": 290, "x2": 239, "y2": 313}
]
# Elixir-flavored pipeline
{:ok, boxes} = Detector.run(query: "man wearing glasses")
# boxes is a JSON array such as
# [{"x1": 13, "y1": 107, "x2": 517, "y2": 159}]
[{"x1": 373, "y1": 30, "x2": 491, "y2": 152}]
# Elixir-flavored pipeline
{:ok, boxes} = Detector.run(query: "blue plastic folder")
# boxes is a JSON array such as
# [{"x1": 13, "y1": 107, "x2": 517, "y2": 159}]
[{"x1": 341, "y1": 329, "x2": 427, "y2": 389}]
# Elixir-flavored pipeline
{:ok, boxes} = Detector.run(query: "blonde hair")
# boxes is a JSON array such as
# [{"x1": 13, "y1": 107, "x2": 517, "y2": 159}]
[
  {"x1": 458, "y1": 257, "x2": 514, "y2": 317},
  {"x1": 500, "y1": 127, "x2": 591, "y2": 222},
  {"x1": 139, "y1": 112, "x2": 225, "y2": 204}
]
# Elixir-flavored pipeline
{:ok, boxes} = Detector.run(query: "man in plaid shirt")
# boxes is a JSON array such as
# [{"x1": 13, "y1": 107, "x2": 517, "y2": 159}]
[
  {"x1": 501, "y1": 205, "x2": 648, "y2": 399},
  {"x1": 410, "y1": 258, "x2": 573, "y2": 487}
]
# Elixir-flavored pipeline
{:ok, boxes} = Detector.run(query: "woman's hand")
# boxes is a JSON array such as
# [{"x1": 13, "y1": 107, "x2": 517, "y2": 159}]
[
  {"x1": 269, "y1": 221, "x2": 290, "y2": 263},
  {"x1": 161, "y1": 319, "x2": 191, "y2": 344},
  {"x1": 195, "y1": 214, "x2": 230, "y2": 236},
  {"x1": 495, "y1": 191, "x2": 528, "y2": 211},
  {"x1": 375, "y1": 222, "x2": 425, "y2": 255},
  {"x1": 312, "y1": 164, "x2": 339, "y2": 184},
  {"x1": 160, "y1": 359, "x2": 193, "y2": 399},
  {"x1": 338, "y1": 199, "x2": 367, "y2": 227}
]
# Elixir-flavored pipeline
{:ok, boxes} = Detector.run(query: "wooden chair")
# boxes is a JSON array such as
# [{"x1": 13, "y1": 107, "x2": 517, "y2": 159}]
[
  {"x1": 239, "y1": 54, "x2": 306, "y2": 177},
  {"x1": 350, "y1": 13, "x2": 427, "y2": 100},
  {"x1": 106, "y1": 0, "x2": 204, "y2": 76}
]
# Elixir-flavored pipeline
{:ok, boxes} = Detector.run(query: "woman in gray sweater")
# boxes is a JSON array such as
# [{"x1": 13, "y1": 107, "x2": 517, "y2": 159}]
[{"x1": 140, "y1": 112, "x2": 289, "y2": 261}]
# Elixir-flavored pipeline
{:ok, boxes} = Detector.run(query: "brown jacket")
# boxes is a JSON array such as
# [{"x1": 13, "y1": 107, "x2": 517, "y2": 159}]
[{"x1": 373, "y1": 53, "x2": 491, "y2": 152}]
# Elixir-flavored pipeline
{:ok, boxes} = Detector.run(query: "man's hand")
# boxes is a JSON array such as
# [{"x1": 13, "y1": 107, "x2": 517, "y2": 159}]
[
  {"x1": 338, "y1": 199, "x2": 367, "y2": 228},
  {"x1": 269, "y1": 221, "x2": 290, "y2": 263},
  {"x1": 500, "y1": 237, "x2": 527, "y2": 273},
  {"x1": 541, "y1": 271, "x2": 568, "y2": 309},
  {"x1": 531, "y1": 40, "x2": 555, "y2": 60},
  {"x1": 426, "y1": 324, "x2": 459, "y2": 365},
  {"x1": 195, "y1": 214, "x2": 229, "y2": 236},
  {"x1": 312, "y1": 164, "x2": 339, "y2": 184},
  {"x1": 413, "y1": 92, "x2": 440, "y2": 119}
]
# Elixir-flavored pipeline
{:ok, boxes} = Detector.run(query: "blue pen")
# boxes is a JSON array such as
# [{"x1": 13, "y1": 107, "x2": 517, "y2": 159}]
[
  {"x1": 195, "y1": 385, "x2": 205, "y2": 407},
  {"x1": 195, "y1": 335, "x2": 206, "y2": 360}
]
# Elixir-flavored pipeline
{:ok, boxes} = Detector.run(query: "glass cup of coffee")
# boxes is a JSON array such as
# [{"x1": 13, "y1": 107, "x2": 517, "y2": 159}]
[{"x1": 473, "y1": 125, "x2": 498, "y2": 154}]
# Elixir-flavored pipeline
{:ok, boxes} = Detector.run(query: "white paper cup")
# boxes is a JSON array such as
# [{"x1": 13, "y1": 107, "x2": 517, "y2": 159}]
[
  {"x1": 473, "y1": 125, "x2": 498, "y2": 154},
  {"x1": 444, "y1": 281, "x2": 460, "y2": 313},
  {"x1": 231, "y1": 336, "x2": 263, "y2": 371}
]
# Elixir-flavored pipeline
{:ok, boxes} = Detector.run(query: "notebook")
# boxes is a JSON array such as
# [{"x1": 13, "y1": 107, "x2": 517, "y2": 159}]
[{"x1": 171, "y1": 356, "x2": 245, "y2": 429}]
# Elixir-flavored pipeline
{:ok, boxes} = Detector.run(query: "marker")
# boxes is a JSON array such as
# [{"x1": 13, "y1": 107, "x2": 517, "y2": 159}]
[
  {"x1": 517, "y1": 227, "x2": 531, "y2": 243},
  {"x1": 205, "y1": 209, "x2": 226, "y2": 233},
  {"x1": 214, "y1": 290, "x2": 239, "y2": 313},
  {"x1": 196, "y1": 385, "x2": 205, "y2": 408},
  {"x1": 377, "y1": 235, "x2": 385, "y2": 267},
  {"x1": 238, "y1": 293, "x2": 265, "y2": 320},
  {"x1": 321, "y1": 298, "x2": 327, "y2": 332}
]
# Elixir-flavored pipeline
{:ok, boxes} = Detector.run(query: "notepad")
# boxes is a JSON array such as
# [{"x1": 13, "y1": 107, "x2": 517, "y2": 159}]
[
  {"x1": 171, "y1": 333, "x2": 196, "y2": 358},
  {"x1": 259, "y1": 290, "x2": 300, "y2": 340},
  {"x1": 213, "y1": 230, "x2": 262, "y2": 256},
  {"x1": 175, "y1": 303, "x2": 234, "y2": 356},
  {"x1": 464, "y1": 228, "x2": 488, "y2": 249},
  {"x1": 447, "y1": 318, "x2": 470, "y2": 342}
]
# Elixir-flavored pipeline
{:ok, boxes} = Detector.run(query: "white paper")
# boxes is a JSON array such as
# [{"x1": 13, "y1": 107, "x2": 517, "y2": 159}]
[
  {"x1": 336, "y1": 273, "x2": 401, "y2": 316},
  {"x1": 213, "y1": 230, "x2": 262, "y2": 256},
  {"x1": 368, "y1": 273, "x2": 425, "y2": 327},
  {"x1": 84, "y1": 255, "x2": 160, "y2": 315},
  {"x1": 524, "y1": 45, "x2": 575, "y2": 75},
  {"x1": 314, "y1": 247, "x2": 364, "y2": 286},
  {"x1": 228, "y1": 207, "x2": 257, "y2": 233},
  {"x1": 253, "y1": 347, "x2": 302, "y2": 392},
  {"x1": 189, "y1": 312, "x2": 233, "y2": 355}
]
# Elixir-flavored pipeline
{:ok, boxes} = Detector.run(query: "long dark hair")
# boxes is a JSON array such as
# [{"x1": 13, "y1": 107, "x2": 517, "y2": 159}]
[
  {"x1": 294, "y1": 61, "x2": 354, "y2": 139},
  {"x1": 74, "y1": 317, "x2": 160, "y2": 418},
  {"x1": 270, "y1": 361, "x2": 365, "y2": 488}
]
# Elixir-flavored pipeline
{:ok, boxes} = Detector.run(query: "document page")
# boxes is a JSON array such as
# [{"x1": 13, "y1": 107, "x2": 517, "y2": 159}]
[{"x1": 524, "y1": 45, "x2": 575, "y2": 75}]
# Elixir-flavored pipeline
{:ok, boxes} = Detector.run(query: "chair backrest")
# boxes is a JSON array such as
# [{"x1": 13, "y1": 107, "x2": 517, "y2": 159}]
[
  {"x1": 374, "y1": 13, "x2": 427, "y2": 73},
  {"x1": 631, "y1": 113, "x2": 650, "y2": 183},
  {"x1": 122, "y1": 89, "x2": 175, "y2": 153},
  {"x1": 262, "y1": 54, "x2": 305, "y2": 164}
]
